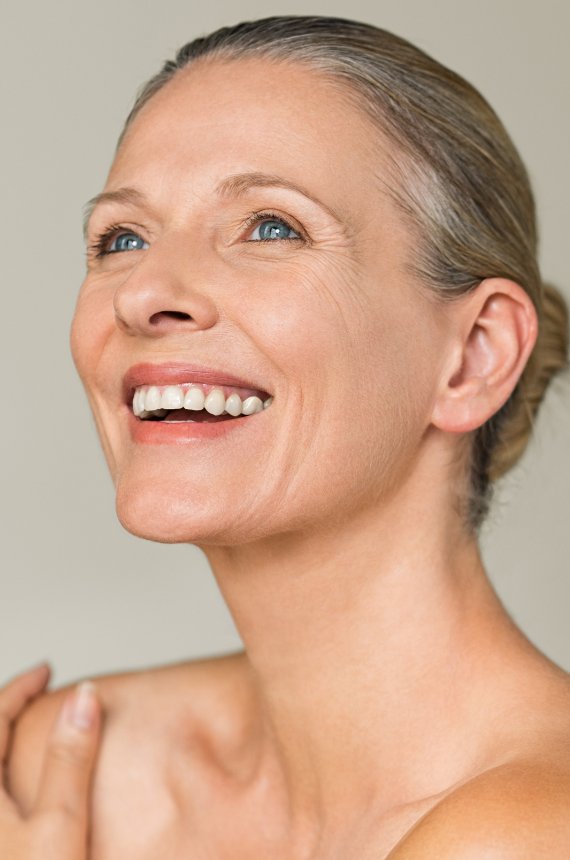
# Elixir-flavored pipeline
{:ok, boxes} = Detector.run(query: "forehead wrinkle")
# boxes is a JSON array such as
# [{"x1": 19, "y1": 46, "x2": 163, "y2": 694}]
[
  {"x1": 215, "y1": 172, "x2": 342, "y2": 222},
  {"x1": 83, "y1": 187, "x2": 148, "y2": 239}
]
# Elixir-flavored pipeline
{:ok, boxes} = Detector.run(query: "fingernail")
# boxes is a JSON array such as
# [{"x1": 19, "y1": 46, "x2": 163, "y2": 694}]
[{"x1": 68, "y1": 681, "x2": 97, "y2": 730}]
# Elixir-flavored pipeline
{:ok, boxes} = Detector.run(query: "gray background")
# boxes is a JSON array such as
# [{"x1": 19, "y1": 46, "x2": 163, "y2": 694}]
[{"x1": 1, "y1": 0, "x2": 568, "y2": 687}]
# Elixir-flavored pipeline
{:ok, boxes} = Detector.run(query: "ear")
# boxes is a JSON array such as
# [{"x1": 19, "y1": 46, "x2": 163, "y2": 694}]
[{"x1": 431, "y1": 279, "x2": 538, "y2": 434}]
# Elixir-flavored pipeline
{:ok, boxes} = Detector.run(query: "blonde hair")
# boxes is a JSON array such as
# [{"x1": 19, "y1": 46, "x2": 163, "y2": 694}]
[{"x1": 120, "y1": 16, "x2": 569, "y2": 526}]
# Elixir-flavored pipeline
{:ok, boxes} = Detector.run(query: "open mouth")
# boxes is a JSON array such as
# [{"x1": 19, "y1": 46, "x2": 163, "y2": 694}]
[{"x1": 131, "y1": 383, "x2": 273, "y2": 423}]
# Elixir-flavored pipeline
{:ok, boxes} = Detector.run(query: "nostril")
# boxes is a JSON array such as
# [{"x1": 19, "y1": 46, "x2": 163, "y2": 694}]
[
  {"x1": 149, "y1": 310, "x2": 192, "y2": 324},
  {"x1": 164, "y1": 311, "x2": 192, "y2": 321}
]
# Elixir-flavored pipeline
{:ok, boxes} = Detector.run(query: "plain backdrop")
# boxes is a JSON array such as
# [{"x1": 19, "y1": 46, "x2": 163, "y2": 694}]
[{"x1": 1, "y1": 0, "x2": 568, "y2": 686}]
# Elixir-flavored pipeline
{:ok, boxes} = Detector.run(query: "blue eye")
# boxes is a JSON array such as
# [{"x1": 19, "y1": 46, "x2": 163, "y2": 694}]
[
  {"x1": 109, "y1": 232, "x2": 149, "y2": 252},
  {"x1": 250, "y1": 220, "x2": 299, "y2": 241}
]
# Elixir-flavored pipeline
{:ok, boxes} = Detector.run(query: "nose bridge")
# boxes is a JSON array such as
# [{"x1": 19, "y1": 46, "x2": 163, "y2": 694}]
[{"x1": 113, "y1": 228, "x2": 219, "y2": 336}]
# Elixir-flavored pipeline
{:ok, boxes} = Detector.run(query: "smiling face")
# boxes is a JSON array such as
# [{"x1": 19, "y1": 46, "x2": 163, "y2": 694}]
[{"x1": 73, "y1": 58, "x2": 449, "y2": 545}]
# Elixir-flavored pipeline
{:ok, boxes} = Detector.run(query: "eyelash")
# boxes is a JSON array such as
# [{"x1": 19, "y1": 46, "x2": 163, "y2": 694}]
[
  {"x1": 88, "y1": 223, "x2": 131, "y2": 258},
  {"x1": 88, "y1": 211, "x2": 304, "y2": 259}
]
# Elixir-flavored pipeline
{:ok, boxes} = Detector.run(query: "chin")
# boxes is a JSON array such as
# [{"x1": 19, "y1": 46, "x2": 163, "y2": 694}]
[
  {"x1": 116, "y1": 482, "x2": 223, "y2": 545},
  {"x1": 114, "y1": 471, "x2": 276, "y2": 546}
]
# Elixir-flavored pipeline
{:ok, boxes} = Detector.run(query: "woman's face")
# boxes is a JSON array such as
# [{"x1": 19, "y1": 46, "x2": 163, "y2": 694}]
[{"x1": 73, "y1": 58, "x2": 448, "y2": 545}]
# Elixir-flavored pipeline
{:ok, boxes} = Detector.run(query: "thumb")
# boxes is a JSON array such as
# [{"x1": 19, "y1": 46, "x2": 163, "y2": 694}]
[{"x1": 33, "y1": 682, "x2": 101, "y2": 829}]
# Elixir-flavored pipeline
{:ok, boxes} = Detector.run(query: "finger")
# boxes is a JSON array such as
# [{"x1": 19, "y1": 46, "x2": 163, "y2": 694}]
[
  {"x1": 34, "y1": 682, "x2": 101, "y2": 827},
  {"x1": 0, "y1": 664, "x2": 51, "y2": 759}
]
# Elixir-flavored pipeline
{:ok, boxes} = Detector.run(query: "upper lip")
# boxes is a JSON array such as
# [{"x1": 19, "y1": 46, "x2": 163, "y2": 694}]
[{"x1": 122, "y1": 362, "x2": 270, "y2": 402}]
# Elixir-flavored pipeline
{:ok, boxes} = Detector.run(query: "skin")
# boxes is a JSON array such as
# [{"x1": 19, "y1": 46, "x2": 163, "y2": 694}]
[{"x1": 3, "y1": 58, "x2": 570, "y2": 859}]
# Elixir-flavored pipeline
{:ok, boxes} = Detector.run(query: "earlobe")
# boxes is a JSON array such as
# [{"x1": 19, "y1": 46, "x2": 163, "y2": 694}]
[{"x1": 431, "y1": 279, "x2": 538, "y2": 435}]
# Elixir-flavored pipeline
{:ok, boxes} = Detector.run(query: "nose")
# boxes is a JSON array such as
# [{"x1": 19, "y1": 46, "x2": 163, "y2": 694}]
[{"x1": 112, "y1": 232, "x2": 219, "y2": 337}]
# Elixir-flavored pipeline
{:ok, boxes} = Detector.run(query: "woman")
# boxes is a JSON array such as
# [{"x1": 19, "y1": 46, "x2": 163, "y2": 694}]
[{"x1": 2, "y1": 15, "x2": 569, "y2": 858}]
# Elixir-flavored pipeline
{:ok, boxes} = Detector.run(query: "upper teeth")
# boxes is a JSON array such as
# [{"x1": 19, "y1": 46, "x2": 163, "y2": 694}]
[{"x1": 132, "y1": 384, "x2": 273, "y2": 418}]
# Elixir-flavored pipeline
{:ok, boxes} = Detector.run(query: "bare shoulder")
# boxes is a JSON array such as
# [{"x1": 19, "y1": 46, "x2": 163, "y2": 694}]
[
  {"x1": 384, "y1": 660, "x2": 570, "y2": 859},
  {"x1": 388, "y1": 754, "x2": 570, "y2": 859},
  {"x1": 7, "y1": 652, "x2": 248, "y2": 813}
]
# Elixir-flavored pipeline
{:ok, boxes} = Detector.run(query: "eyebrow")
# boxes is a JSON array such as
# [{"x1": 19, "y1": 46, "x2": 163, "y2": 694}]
[
  {"x1": 83, "y1": 172, "x2": 340, "y2": 239},
  {"x1": 83, "y1": 187, "x2": 148, "y2": 238},
  {"x1": 215, "y1": 172, "x2": 340, "y2": 220}
]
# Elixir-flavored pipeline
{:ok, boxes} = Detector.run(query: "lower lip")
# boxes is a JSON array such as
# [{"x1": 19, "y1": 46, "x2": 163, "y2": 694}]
[{"x1": 127, "y1": 408, "x2": 255, "y2": 443}]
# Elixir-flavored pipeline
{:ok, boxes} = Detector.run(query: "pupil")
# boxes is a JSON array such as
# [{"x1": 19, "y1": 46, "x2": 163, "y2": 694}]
[{"x1": 259, "y1": 220, "x2": 290, "y2": 240}]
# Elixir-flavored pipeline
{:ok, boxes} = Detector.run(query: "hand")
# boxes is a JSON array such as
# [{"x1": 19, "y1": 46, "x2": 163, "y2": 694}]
[{"x1": 0, "y1": 664, "x2": 101, "y2": 859}]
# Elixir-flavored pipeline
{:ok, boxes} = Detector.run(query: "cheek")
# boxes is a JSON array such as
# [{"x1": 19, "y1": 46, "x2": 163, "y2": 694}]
[
  {"x1": 70, "y1": 280, "x2": 115, "y2": 388},
  {"x1": 359, "y1": 287, "x2": 443, "y2": 461},
  {"x1": 71, "y1": 280, "x2": 120, "y2": 478},
  {"x1": 232, "y1": 260, "x2": 439, "y2": 520},
  {"x1": 237, "y1": 255, "x2": 366, "y2": 389}
]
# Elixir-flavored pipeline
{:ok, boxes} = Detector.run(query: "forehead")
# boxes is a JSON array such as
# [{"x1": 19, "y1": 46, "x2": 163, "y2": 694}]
[{"x1": 108, "y1": 58, "x2": 389, "y2": 216}]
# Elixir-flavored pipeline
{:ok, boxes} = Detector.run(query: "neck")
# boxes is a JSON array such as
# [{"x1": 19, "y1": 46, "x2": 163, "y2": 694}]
[{"x1": 202, "y1": 471, "x2": 525, "y2": 832}]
